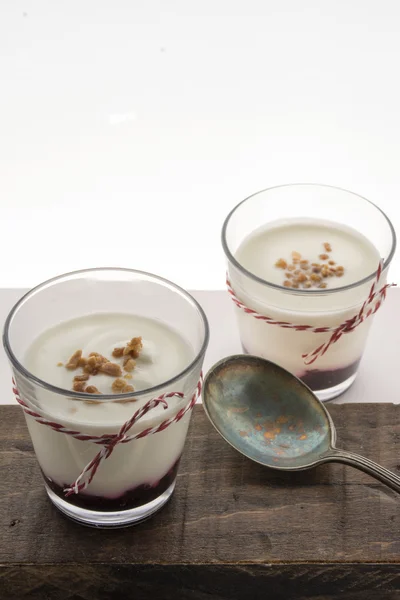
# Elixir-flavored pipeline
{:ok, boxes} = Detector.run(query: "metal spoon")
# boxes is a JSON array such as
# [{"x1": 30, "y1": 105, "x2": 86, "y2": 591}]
[{"x1": 202, "y1": 355, "x2": 400, "y2": 493}]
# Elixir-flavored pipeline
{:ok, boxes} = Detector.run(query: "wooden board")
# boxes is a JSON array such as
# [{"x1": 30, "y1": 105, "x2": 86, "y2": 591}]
[{"x1": 0, "y1": 404, "x2": 399, "y2": 599}]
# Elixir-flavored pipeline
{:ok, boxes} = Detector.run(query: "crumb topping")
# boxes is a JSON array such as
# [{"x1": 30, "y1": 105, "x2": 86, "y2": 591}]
[
  {"x1": 112, "y1": 347, "x2": 124, "y2": 358},
  {"x1": 65, "y1": 350, "x2": 83, "y2": 370},
  {"x1": 99, "y1": 362, "x2": 122, "y2": 377},
  {"x1": 123, "y1": 357, "x2": 136, "y2": 372},
  {"x1": 72, "y1": 380, "x2": 86, "y2": 392},
  {"x1": 63, "y1": 336, "x2": 143, "y2": 398},
  {"x1": 83, "y1": 353, "x2": 110, "y2": 375},
  {"x1": 112, "y1": 377, "x2": 128, "y2": 392},
  {"x1": 275, "y1": 258, "x2": 287, "y2": 269},
  {"x1": 123, "y1": 337, "x2": 143, "y2": 358},
  {"x1": 74, "y1": 374, "x2": 90, "y2": 382},
  {"x1": 111, "y1": 378, "x2": 136, "y2": 401},
  {"x1": 86, "y1": 385, "x2": 101, "y2": 394},
  {"x1": 274, "y1": 242, "x2": 345, "y2": 289}
]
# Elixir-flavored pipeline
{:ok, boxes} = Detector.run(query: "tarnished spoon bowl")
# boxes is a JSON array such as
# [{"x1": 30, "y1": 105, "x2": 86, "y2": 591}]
[{"x1": 202, "y1": 355, "x2": 400, "y2": 492}]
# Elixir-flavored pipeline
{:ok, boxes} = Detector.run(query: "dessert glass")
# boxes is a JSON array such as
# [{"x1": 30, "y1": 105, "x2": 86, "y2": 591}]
[
  {"x1": 3, "y1": 268, "x2": 209, "y2": 527},
  {"x1": 222, "y1": 184, "x2": 396, "y2": 401}
]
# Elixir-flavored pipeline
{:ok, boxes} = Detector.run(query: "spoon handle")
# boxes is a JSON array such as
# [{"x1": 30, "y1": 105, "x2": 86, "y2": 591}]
[{"x1": 323, "y1": 448, "x2": 400, "y2": 493}]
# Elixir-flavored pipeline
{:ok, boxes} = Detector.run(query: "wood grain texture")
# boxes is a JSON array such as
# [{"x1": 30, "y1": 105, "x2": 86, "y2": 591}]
[{"x1": 0, "y1": 404, "x2": 399, "y2": 599}]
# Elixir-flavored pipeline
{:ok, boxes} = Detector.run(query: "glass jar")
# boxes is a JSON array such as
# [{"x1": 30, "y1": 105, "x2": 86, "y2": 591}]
[
  {"x1": 3, "y1": 268, "x2": 209, "y2": 527},
  {"x1": 222, "y1": 184, "x2": 395, "y2": 401}
]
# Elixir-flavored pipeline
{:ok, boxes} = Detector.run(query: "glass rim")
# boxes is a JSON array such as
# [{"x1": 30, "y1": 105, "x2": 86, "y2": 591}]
[
  {"x1": 3, "y1": 267, "x2": 210, "y2": 401},
  {"x1": 221, "y1": 183, "x2": 397, "y2": 295}
]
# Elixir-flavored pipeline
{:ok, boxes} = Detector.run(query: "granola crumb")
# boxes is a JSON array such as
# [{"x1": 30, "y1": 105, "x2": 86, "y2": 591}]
[
  {"x1": 328, "y1": 260, "x2": 336, "y2": 265},
  {"x1": 112, "y1": 378, "x2": 128, "y2": 392},
  {"x1": 292, "y1": 251, "x2": 301, "y2": 260},
  {"x1": 124, "y1": 373, "x2": 133, "y2": 380},
  {"x1": 310, "y1": 273, "x2": 322, "y2": 283},
  {"x1": 318, "y1": 282, "x2": 328, "y2": 289},
  {"x1": 88, "y1": 352, "x2": 109, "y2": 363},
  {"x1": 57, "y1": 362, "x2": 63, "y2": 367},
  {"x1": 321, "y1": 265, "x2": 330, "y2": 278},
  {"x1": 287, "y1": 265, "x2": 295, "y2": 272},
  {"x1": 112, "y1": 347, "x2": 124, "y2": 358},
  {"x1": 285, "y1": 272, "x2": 293, "y2": 279},
  {"x1": 100, "y1": 362, "x2": 122, "y2": 377},
  {"x1": 123, "y1": 358, "x2": 136, "y2": 372},
  {"x1": 324, "y1": 243, "x2": 332, "y2": 252},
  {"x1": 291, "y1": 282, "x2": 299, "y2": 289},
  {"x1": 84, "y1": 355, "x2": 104, "y2": 375},
  {"x1": 275, "y1": 258, "x2": 287, "y2": 269},
  {"x1": 73, "y1": 381, "x2": 86, "y2": 392},
  {"x1": 65, "y1": 350, "x2": 83, "y2": 370},
  {"x1": 283, "y1": 280, "x2": 292, "y2": 287},
  {"x1": 112, "y1": 378, "x2": 135, "y2": 394},
  {"x1": 86, "y1": 385, "x2": 101, "y2": 394},
  {"x1": 122, "y1": 337, "x2": 143, "y2": 359},
  {"x1": 303, "y1": 281, "x2": 312, "y2": 289},
  {"x1": 296, "y1": 272, "x2": 307, "y2": 283},
  {"x1": 300, "y1": 260, "x2": 309, "y2": 270},
  {"x1": 319, "y1": 253, "x2": 329, "y2": 260},
  {"x1": 74, "y1": 374, "x2": 90, "y2": 382}
]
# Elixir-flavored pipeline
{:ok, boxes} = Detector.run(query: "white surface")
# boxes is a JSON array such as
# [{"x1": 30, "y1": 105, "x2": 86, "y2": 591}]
[
  {"x1": 1, "y1": 287, "x2": 399, "y2": 405},
  {"x1": 1, "y1": 1, "x2": 400, "y2": 289}
]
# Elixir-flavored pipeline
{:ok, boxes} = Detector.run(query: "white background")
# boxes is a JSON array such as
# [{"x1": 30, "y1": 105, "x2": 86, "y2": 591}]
[{"x1": 1, "y1": 0, "x2": 400, "y2": 290}]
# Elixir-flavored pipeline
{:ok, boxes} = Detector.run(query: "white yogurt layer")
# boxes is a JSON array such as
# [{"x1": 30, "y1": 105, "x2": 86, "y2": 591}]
[
  {"x1": 232, "y1": 218, "x2": 382, "y2": 384},
  {"x1": 26, "y1": 312, "x2": 193, "y2": 407},
  {"x1": 236, "y1": 219, "x2": 379, "y2": 289},
  {"x1": 22, "y1": 313, "x2": 197, "y2": 497}
]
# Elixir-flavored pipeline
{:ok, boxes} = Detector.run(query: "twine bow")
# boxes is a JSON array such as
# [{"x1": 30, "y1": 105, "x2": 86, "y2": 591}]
[
  {"x1": 227, "y1": 261, "x2": 395, "y2": 365},
  {"x1": 13, "y1": 375, "x2": 202, "y2": 496}
]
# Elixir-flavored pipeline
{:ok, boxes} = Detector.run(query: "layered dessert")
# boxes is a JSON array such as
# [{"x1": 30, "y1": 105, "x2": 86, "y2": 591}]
[
  {"x1": 233, "y1": 218, "x2": 381, "y2": 395},
  {"x1": 23, "y1": 313, "x2": 195, "y2": 513}
]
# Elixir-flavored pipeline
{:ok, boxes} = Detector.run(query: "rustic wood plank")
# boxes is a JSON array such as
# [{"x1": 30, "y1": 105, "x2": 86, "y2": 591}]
[
  {"x1": 1, "y1": 564, "x2": 400, "y2": 600},
  {"x1": 0, "y1": 404, "x2": 399, "y2": 599}
]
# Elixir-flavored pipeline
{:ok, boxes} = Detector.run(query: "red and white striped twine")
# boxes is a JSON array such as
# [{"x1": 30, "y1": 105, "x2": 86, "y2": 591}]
[
  {"x1": 227, "y1": 260, "x2": 395, "y2": 365},
  {"x1": 13, "y1": 374, "x2": 203, "y2": 496}
]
